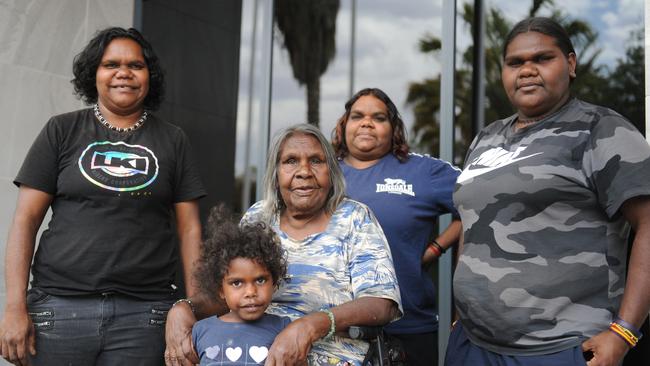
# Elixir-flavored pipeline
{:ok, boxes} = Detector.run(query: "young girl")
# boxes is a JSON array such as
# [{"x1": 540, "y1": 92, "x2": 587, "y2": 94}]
[{"x1": 192, "y1": 206, "x2": 290, "y2": 365}]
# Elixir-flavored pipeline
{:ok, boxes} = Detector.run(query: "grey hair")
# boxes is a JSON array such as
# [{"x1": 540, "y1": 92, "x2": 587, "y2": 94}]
[{"x1": 261, "y1": 123, "x2": 346, "y2": 221}]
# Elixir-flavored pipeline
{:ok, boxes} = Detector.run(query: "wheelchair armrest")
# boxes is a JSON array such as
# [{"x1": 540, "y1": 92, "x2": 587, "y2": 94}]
[{"x1": 348, "y1": 326, "x2": 383, "y2": 340}]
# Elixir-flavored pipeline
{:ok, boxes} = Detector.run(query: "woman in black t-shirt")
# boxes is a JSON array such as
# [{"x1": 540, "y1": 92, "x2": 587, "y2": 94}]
[{"x1": 0, "y1": 27, "x2": 205, "y2": 365}]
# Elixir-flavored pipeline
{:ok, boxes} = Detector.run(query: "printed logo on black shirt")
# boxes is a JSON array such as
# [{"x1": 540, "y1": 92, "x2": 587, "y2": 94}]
[{"x1": 78, "y1": 141, "x2": 159, "y2": 191}]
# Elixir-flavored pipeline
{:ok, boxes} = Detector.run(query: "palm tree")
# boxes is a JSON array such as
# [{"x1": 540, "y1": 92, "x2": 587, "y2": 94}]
[
  {"x1": 274, "y1": 0, "x2": 340, "y2": 127},
  {"x1": 407, "y1": 0, "x2": 606, "y2": 165}
]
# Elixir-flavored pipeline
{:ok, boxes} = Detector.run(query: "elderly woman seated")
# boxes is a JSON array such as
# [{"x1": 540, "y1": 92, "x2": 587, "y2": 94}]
[{"x1": 165, "y1": 123, "x2": 402, "y2": 366}]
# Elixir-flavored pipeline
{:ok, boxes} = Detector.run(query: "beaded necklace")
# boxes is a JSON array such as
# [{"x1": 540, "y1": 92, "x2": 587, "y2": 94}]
[{"x1": 94, "y1": 103, "x2": 148, "y2": 133}]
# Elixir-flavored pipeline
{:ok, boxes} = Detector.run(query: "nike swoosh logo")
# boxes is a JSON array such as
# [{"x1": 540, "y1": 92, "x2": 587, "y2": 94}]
[{"x1": 457, "y1": 152, "x2": 543, "y2": 183}]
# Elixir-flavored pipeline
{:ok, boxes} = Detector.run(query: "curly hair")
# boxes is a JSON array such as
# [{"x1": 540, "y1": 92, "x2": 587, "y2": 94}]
[
  {"x1": 194, "y1": 204, "x2": 288, "y2": 300},
  {"x1": 331, "y1": 87, "x2": 410, "y2": 163},
  {"x1": 71, "y1": 27, "x2": 165, "y2": 110}
]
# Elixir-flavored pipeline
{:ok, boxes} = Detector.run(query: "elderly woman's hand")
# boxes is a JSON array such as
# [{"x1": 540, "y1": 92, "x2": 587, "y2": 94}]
[
  {"x1": 264, "y1": 313, "x2": 328, "y2": 366},
  {"x1": 164, "y1": 302, "x2": 199, "y2": 366}
]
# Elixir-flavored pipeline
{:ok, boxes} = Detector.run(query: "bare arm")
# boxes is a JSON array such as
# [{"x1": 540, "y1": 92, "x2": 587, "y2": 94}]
[
  {"x1": 617, "y1": 196, "x2": 650, "y2": 329},
  {"x1": 265, "y1": 297, "x2": 398, "y2": 366},
  {"x1": 583, "y1": 195, "x2": 650, "y2": 366},
  {"x1": 422, "y1": 219, "x2": 462, "y2": 264},
  {"x1": 174, "y1": 201, "x2": 202, "y2": 299},
  {"x1": 165, "y1": 201, "x2": 228, "y2": 366},
  {"x1": 174, "y1": 200, "x2": 228, "y2": 317},
  {"x1": 0, "y1": 186, "x2": 53, "y2": 365}
]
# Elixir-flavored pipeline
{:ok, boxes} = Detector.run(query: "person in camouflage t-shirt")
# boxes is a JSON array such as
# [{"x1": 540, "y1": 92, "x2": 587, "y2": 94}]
[{"x1": 447, "y1": 17, "x2": 650, "y2": 366}]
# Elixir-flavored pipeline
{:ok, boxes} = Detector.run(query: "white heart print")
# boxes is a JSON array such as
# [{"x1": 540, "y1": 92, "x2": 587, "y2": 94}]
[
  {"x1": 225, "y1": 347, "x2": 243, "y2": 362},
  {"x1": 248, "y1": 346, "x2": 268, "y2": 363},
  {"x1": 205, "y1": 345, "x2": 221, "y2": 360}
]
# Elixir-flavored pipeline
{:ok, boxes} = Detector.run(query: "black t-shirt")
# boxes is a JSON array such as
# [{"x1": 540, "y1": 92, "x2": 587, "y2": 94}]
[{"x1": 15, "y1": 108, "x2": 206, "y2": 299}]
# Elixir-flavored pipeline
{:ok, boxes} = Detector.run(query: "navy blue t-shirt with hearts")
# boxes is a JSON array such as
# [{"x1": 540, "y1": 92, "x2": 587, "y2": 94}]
[{"x1": 192, "y1": 314, "x2": 291, "y2": 365}]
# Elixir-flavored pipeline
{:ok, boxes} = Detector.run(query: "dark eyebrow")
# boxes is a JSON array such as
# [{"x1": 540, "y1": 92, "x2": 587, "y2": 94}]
[{"x1": 505, "y1": 49, "x2": 556, "y2": 61}]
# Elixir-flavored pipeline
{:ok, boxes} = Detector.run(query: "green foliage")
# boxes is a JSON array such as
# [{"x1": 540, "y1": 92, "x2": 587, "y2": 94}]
[
  {"x1": 600, "y1": 30, "x2": 645, "y2": 133},
  {"x1": 407, "y1": 0, "x2": 645, "y2": 165}
]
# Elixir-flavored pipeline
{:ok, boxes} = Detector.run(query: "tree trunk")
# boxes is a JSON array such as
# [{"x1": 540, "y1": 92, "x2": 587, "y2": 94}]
[{"x1": 306, "y1": 78, "x2": 320, "y2": 126}]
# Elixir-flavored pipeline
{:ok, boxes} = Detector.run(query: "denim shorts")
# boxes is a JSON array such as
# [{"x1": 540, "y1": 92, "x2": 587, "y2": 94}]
[{"x1": 27, "y1": 287, "x2": 175, "y2": 366}]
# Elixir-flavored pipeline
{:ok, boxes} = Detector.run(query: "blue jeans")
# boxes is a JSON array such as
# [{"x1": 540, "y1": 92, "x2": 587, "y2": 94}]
[
  {"x1": 27, "y1": 287, "x2": 174, "y2": 366},
  {"x1": 444, "y1": 323, "x2": 588, "y2": 366}
]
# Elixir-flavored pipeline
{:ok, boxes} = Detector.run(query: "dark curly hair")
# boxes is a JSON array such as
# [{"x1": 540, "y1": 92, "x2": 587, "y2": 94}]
[
  {"x1": 194, "y1": 204, "x2": 288, "y2": 300},
  {"x1": 71, "y1": 27, "x2": 165, "y2": 110},
  {"x1": 332, "y1": 87, "x2": 410, "y2": 163}
]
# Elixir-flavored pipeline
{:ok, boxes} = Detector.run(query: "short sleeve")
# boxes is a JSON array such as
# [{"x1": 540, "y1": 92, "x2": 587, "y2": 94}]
[
  {"x1": 429, "y1": 159, "x2": 461, "y2": 218},
  {"x1": 172, "y1": 129, "x2": 206, "y2": 202},
  {"x1": 348, "y1": 204, "x2": 403, "y2": 318},
  {"x1": 240, "y1": 201, "x2": 265, "y2": 225},
  {"x1": 462, "y1": 131, "x2": 484, "y2": 168},
  {"x1": 583, "y1": 114, "x2": 650, "y2": 217},
  {"x1": 14, "y1": 117, "x2": 61, "y2": 194},
  {"x1": 280, "y1": 315, "x2": 292, "y2": 329}
]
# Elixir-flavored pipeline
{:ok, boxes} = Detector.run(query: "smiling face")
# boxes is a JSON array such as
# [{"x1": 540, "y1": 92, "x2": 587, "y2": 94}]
[
  {"x1": 344, "y1": 95, "x2": 393, "y2": 163},
  {"x1": 219, "y1": 258, "x2": 275, "y2": 323},
  {"x1": 502, "y1": 31, "x2": 576, "y2": 120},
  {"x1": 95, "y1": 38, "x2": 149, "y2": 115},
  {"x1": 277, "y1": 133, "x2": 331, "y2": 218}
]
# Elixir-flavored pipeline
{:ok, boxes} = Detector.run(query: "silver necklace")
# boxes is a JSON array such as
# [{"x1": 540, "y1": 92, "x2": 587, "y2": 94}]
[{"x1": 94, "y1": 103, "x2": 148, "y2": 133}]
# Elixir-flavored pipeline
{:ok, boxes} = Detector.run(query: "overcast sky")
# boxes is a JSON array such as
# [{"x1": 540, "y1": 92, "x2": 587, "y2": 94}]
[{"x1": 235, "y1": 0, "x2": 644, "y2": 177}]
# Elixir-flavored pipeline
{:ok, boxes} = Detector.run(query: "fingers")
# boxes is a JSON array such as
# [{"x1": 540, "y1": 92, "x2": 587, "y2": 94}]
[
  {"x1": 3, "y1": 339, "x2": 25, "y2": 366},
  {"x1": 164, "y1": 349, "x2": 172, "y2": 366},
  {"x1": 181, "y1": 337, "x2": 199, "y2": 364},
  {"x1": 28, "y1": 336, "x2": 35, "y2": 357},
  {"x1": 164, "y1": 337, "x2": 197, "y2": 365},
  {"x1": 264, "y1": 353, "x2": 281, "y2": 366},
  {"x1": 0, "y1": 314, "x2": 34, "y2": 366},
  {"x1": 165, "y1": 346, "x2": 196, "y2": 366},
  {"x1": 15, "y1": 338, "x2": 26, "y2": 365},
  {"x1": 1, "y1": 339, "x2": 7, "y2": 361},
  {"x1": 164, "y1": 349, "x2": 185, "y2": 366},
  {"x1": 164, "y1": 349, "x2": 183, "y2": 366},
  {"x1": 164, "y1": 303, "x2": 198, "y2": 365}
]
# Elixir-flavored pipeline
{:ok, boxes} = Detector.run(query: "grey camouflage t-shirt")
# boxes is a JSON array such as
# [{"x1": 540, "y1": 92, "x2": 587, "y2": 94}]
[{"x1": 453, "y1": 98, "x2": 650, "y2": 355}]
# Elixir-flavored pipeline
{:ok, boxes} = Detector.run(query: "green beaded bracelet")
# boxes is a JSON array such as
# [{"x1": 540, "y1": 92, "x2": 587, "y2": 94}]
[{"x1": 321, "y1": 308, "x2": 336, "y2": 339}]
